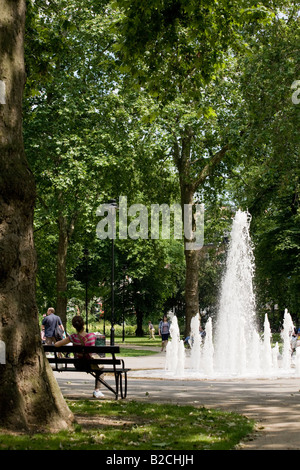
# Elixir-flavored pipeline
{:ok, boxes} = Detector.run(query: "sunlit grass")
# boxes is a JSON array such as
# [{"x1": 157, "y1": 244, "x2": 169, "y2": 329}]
[
  {"x1": 0, "y1": 400, "x2": 255, "y2": 450},
  {"x1": 119, "y1": 348, "x2": 158, "y2": 357},
  {"x1": 117, "y1": 335, "x2": 162, "y2": 347}
]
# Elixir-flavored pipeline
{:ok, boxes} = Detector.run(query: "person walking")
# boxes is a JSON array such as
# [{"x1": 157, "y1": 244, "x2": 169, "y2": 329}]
[
  {"x1": 148, "y1": 321, "x2": 155, "y2": 339},
  {"x1": 159, "y1": 315, "x2": 170, "y2": 352},
  {"x1": 42, "y1": 307, "x2": 64, "y2": 344}
]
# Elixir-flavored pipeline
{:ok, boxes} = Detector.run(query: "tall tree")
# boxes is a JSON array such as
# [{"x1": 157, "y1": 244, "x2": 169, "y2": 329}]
[
  {"x1": 228, "y1": 8, "x2": 300, "y2": 324},
  {"x1": 24, "y1": 0, "x2": 181, "y2": 328},
  {"x1": 112, "y1": 0, "x2": 279, "y2": 334},
  {"x1": 24, "y1": 0, "x2": 118, "y2": 324},
  {"x1": 0, "y1": 0, "x2": 72, "y2": 432}
]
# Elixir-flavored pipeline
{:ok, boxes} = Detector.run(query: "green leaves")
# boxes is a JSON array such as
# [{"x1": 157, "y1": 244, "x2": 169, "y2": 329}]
[
  {"x1": 227, "y1": 6, "x2": 300, "y2": 320},
  {"x1": 24, "y1": 0, "x2": 184, "y2": 315},
  {"x1": 24, "y1": 0, "x2": 299, "y2": 326}
]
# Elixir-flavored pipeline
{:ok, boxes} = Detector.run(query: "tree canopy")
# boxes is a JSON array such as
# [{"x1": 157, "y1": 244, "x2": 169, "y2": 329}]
[{"x1": 23, "y1": 0, "x2": 300, "y2": 332}]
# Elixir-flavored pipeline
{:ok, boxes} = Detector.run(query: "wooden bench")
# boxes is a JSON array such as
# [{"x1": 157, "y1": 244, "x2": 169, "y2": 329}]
[{"x1": 43, "y1": 345, "x2": 130, "y2": 399}]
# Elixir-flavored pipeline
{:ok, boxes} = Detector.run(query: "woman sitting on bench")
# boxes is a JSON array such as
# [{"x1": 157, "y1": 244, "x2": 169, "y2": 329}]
[{"x1": 55, "y1": 315, "x2": 105, "y2": 399}]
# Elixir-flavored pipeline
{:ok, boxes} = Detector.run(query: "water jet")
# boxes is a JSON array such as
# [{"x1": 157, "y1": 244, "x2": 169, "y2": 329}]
[{"x1": 133, "y1": 210, "x2": 298, "y2": 380}]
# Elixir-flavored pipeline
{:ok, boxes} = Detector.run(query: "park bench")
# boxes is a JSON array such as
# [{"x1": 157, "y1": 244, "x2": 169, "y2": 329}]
[{"x1": 43, "y1": 344, "x2": 130, "y2": 399}]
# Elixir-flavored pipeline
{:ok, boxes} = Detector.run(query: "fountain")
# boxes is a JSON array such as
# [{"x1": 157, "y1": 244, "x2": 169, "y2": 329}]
[
  {"x1": 164, "y1": 308, "x2": 297, "y2": 379},
  {"x1": 165, "y1": 315, "x2": 185, "y2": 376},
  {"x1": 135, "y1": 209, "x2": 299, "y2": 380},
  {"x1": 164, "y1": 210, "x2": 299, "y2": 379}
]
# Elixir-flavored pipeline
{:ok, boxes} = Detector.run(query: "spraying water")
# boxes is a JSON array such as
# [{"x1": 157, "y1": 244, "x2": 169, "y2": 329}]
[
  {"x1": 213, "y1": 210, "x2": 256, "y2": 375},
  {"x1": 163, "y1": 210, "x2": 299, "y2": 379}
]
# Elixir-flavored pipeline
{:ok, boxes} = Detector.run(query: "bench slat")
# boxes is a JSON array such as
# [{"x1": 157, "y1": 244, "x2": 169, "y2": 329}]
[
  {"x1": 43, "y1": 345, "x2": 120, "y2": 354},
  {"x1": 52, "y1": 367, "x2": 130, "y2": 373},
  {"x1": 46, "y1": 358, "x2": 122, "y2": 365}
]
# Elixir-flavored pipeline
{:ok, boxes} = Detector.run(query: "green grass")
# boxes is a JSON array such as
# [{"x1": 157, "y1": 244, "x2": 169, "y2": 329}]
[
  {"x1": 0, "y1": 400, "x2": 255, "y2": 450},
  {"x1": 119, "y1": 348, "x2": 159, "y2": 357},
  {"x1": 116, "y1": 335, "x2": 162, "y2": 348},
  {"x1": 109, "y1": 335, "x2": 163, "y2": 356}
]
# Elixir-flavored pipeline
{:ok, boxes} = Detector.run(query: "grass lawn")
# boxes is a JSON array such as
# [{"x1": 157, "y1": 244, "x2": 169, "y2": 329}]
[
  {"x1": 0, "y1": 399, "x2": 255, "y2": 450},
  {"x1": 115, "y1": 335, "x2": 162, "y2": 356},
  {"x1": 116, "y1": 335, "x2": 162, "y2": 348},
  {"x1": 119, "y1": 348, "x2": 159, "y2": 357}
]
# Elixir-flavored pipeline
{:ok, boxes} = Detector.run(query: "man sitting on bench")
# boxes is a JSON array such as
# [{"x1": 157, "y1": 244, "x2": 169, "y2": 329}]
[{"x1": 54, "y1": 315, "x2": 105, "y2": 399}]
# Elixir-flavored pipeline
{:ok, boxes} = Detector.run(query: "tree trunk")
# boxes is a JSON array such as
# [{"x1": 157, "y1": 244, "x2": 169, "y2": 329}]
[
  {"x1": 56, "y1": 215, "x2": 72, "y2": 327},
  {"x1": 132, "y1": 281, "x2": 144, "y2": 336},
  {"x1": 184, "y1": 249, "x2": 200, "y2": 336},
  {"x1": 174, "y1": 131, "x2": 228, "y2": 337},
  {"x1": 180, "y1": 181, "x2": 200, "y2": 337},
  {"x1": 0, "y1": 1, "x2": 73, "y2": 432},
  {"x1": 135, "y1": 305, "x2": 144, "y2": 336}
]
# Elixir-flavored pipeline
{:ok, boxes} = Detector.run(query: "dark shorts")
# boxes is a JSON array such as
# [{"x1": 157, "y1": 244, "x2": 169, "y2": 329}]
[
  {"x1": 162, "y1": 333, "x2": 169, "y2": 341},
  {"x1": 74, "y1": 358, "x2": 103, "y2": 373}
]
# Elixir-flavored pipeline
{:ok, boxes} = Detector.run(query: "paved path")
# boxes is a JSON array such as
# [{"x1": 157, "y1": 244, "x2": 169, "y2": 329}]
[{"x1": 54, "y1": 347, "x2": 300, "y2": 450}]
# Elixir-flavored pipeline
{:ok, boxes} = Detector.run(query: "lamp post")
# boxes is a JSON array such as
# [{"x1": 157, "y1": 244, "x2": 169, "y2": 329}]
[
  {"x1": 84, "y1": 248, "x2": 89, "y2": 332},
  {"x1": 108, "y1": 199, "x2": 118, "y2": 345},
  {"x1": 121, "y1": 265, "x2": 127, "y2": 343}
]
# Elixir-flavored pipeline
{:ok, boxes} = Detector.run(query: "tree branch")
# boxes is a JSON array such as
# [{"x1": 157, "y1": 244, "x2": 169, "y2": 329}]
[{"x1": 193, "y1": 143, "x2": 230, "y2": 189}]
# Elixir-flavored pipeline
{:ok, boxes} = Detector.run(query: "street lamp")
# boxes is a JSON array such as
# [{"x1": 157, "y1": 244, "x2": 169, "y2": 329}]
[
  {"x1": 84, "y1": 248, "x2": 89, "y2": 332},
  {"x1": 107, "y1": 199, "x2": 118, "y2": 345},
  {"x1": 121, "y1": 265, "x2": 127, "y2": 343}
]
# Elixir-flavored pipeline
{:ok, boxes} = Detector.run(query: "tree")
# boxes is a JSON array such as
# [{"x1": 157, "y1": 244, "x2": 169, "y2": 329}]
[
  {"x1": 24, "y1": 0, "x2": 182, "y2": 329},
  {"x1": 227, "y1": 8, "x2": 300, "y2": 326},
  {"x1": 24, "y1": 0, "x2": 128, "y2": 324},
  {"x1": 116, "y1": 237, "x2": 185, "y2": 335},
  {"x1": 0, "y1": 0, "x2": 72, "y2": 432},
  {"x1": 112, "y1": 0, "x2": 279, "y2": 334}
]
